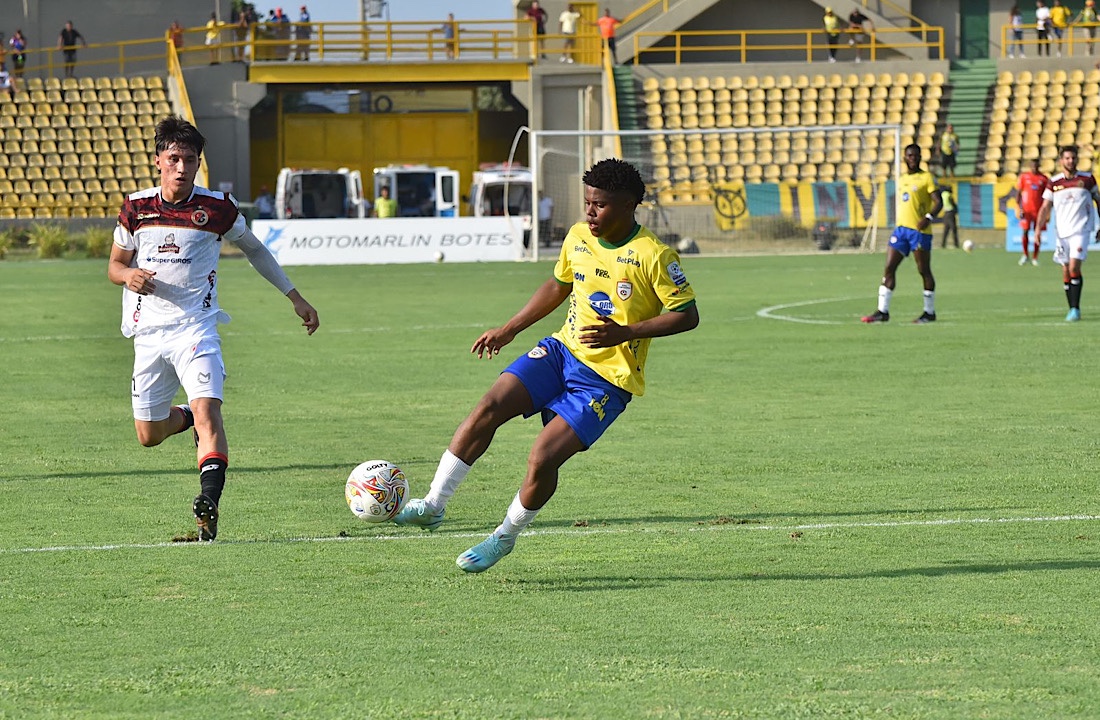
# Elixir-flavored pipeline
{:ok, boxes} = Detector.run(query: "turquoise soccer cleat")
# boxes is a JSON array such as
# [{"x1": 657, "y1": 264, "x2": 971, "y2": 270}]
[
  {"x1": 392, "y1": 498, "x2": 446, "y2": 531},
  {"x1": 456, "y1": 532, "x2": 516, "y2": 573},
  {"x1": 1066, "y1": 308, "x2": 1081, "y2": 322}
]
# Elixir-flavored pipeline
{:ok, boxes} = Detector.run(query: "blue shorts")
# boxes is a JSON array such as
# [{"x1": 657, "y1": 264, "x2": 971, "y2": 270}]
[
  {"x1": 888, "y1": 226, "x2": 933, "y2": 256},
  {"x1": 503, "y1": 337, "x2": 631, "y2": 448}
]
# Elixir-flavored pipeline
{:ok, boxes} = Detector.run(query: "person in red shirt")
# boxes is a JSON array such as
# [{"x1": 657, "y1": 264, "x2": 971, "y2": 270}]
[
  {"x1": 595, "y1": 7, "x2": 621, "y2": 64},
  {"x1": 1017, "y1": 158, "x2": 1050, "y2": 266},
  {"x1": 526, "y1": 1, "x2": 548, "y2": 59}
]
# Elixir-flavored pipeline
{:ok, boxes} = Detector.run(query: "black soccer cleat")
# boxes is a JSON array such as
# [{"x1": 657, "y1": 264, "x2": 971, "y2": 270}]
[
  {"x1": 193, "y1": 494, "x2": 219, "y2": 542},
  {"x1": 913, "y1": 312, "x2": 937, "y2": 324},
  {"x1": 861, "y1": 310, "x2": 889, "y2": 323}
]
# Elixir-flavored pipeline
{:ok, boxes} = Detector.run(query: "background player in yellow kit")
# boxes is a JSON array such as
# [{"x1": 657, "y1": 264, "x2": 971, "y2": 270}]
[{"x1": 862, "y1": 143, "x2": 943, "y2": 324}]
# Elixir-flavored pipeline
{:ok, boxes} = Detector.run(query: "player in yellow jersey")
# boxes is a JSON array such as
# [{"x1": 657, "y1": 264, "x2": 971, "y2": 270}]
[
  {"x1": 394, "y1": 158, "x2": 700, "y2": 572},
  {"x1": 862, "y1": 143, "x2": 943, "y2": 324}
]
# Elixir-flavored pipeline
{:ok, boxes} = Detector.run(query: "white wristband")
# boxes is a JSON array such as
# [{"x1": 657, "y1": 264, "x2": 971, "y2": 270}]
[{"x1": 924, "y1": 213, "x2": 934, "y2": 221}]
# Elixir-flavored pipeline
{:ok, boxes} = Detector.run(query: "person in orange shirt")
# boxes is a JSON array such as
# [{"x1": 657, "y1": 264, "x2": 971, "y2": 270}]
[
  {"x1": 595, "y1": 7, "x2": 621, "y2": 64},
  {"x1": 1017, "y1": 158, "x2": 1051, "y2": 266}
]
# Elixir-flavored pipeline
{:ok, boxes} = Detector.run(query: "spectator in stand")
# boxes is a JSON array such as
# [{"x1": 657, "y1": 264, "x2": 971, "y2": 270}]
[
  {"x1": 8, "y1": 29, "x2": 26, "y2": 78},
  {"x1": 1050, "y1": 0, "x2": 1071, "y2": 55},
  {"x1": 823, "y1": 7, "x2": 842, "y2": 63},
  {"x1": 1017, "y1": 158, "x2": 1050, "y2": 266},
  {"x1": 1036, "y1": 0, "x2": 1053, "y2": 56},
  {"x1": 254, "y1": 185, "x2": 275, "y2": 219},
  {"x1": 274, "y1": 7, "x2": 292, "y2": 61},
  {"x1": 559, "y1": 3, "x2": 581, "y2": 63},
  {"x1": 0, "y1": 63, "x2": 17, "y2": 102},
  {"x1": 1009, "y1": 5, "x2": 1026, "y2": 57},
  {"x1": 441, "y1": 13, "x2": 458, "y2": 59},
  {"x1": 57, "y1": 21, "x2": 87, "y2": 79},
  {"x1": 527, "y1": 1, "x2": 548, "y2": 59},
  {"x1": 847, "y1": 7, "x2": 874, "y2": 63},
  {"x1": 293, "y1": 5, "x2": 311, "y2": 61},
  {"x1": 169, "y1": 20, "x2": 185, "y2": 52},
  {"x1": 205, "y1": 13, "x2": 222, "y2": 64},
  {"x1": 233, "y1": 10, "x2": 250, "y2": 62},
  {"x1": 939, "y1": 124, "x2": 959, "y2": 178},
  {"x1": 595, "y1": 7, "x2": 621, "y2": 64},
  {"x1": 1075, "y1": 0, "x2": 1098, "y2": 55}
]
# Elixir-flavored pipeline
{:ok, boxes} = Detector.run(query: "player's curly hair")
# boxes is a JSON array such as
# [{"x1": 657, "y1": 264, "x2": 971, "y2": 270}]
[
  {"x1": 154, "y1": 115, "x2": 206, "y2": 156},
  {"x1": 583, "y1": 158, "x2": 646, "y2": 204}
]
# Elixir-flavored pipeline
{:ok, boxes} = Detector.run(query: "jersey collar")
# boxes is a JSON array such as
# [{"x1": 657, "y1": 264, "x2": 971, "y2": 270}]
[{"x1": 598, "y1": 223, "x2": 641, "y2": 249}]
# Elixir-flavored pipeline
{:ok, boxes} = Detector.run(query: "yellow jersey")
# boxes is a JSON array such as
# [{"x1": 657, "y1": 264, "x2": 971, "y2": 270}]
[
  {"x1": 896, "y1": 170, "x2": 938, "y2": 230},
  {"x1": 552, "y1": 222, "x2": 696, "y2": 396},
  {"x1": 1051, "y1": 5, "x2": 1071, "y2": 27},
  {"x1": 374, "y1": 197, "x2": 398, "y2": 218}
]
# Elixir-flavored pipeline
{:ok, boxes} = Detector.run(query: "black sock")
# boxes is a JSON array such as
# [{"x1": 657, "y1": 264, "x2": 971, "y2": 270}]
[
  {"x1": 199, "y1": 454, "x2": 227, "y2": 506},
  {"x1": 1070, "y1": 276, "x2": 1083, "y2": 309},
  {"x1": 176, "y1": 405, "x2": 194, "y2": 431}
]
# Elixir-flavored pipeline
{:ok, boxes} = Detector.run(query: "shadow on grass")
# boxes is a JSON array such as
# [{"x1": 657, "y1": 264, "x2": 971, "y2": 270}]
[
  {"x1": 514, "y1": 559, "x2": 1100, "y2": 591},
  {"x1": 525, "y1": 506, "x2": 1025, "y2": 529}
]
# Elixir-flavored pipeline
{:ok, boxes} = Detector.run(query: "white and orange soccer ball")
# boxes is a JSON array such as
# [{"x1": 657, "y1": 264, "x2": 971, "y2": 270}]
[{"x1": 345, "y1": 460, "x2": 409, "y2": 523}]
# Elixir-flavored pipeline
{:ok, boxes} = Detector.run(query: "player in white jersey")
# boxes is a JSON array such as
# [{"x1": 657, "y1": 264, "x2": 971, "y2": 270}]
[
  {"x1": 1037, "y1": 145, "x2": 1100, "y2": 321},
  {"x1": 108, "y1": 116, "x2": 320, "y2": 540}
]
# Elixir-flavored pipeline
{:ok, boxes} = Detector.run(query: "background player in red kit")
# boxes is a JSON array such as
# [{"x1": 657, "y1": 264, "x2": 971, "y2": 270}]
[{"x1": 1017, "y1": 158, "x2": 1050, "y2": 266}]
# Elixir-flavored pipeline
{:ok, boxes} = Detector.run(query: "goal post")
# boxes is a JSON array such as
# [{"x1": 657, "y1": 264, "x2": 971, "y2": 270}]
[{"x1": 525, "y1": 125, "x2": 903, "y2": 258}]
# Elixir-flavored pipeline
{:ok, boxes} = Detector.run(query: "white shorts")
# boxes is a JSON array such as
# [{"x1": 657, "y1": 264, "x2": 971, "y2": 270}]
[
  {"x1": 131, "y1": 320, "x2": 225, "y2": 421},
  {"x1": 1054, "y1": 232, "x2": 1091, "y2": 265}
]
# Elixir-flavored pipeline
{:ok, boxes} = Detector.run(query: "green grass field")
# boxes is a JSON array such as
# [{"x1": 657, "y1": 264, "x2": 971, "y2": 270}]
[{"x1": 2, "y1": 249, "x2": 1099, "y2": 719}]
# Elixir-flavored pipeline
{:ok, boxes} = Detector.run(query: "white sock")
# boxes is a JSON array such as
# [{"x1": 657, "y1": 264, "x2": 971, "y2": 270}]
[
  {"x1": 878, "y1": 285, "x2": 892, "y2": 313},
  {"x1": 496, "y1": 492, "x2": 540, "y2": 537},
  {"x1": 423, "y1": 450, "x2": 471, "y2": 511},
  {"x1": 923, "y1": 290, "x2": 935, "y2": 315}
]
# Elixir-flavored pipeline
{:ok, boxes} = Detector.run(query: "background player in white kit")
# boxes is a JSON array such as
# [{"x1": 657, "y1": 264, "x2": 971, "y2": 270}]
[
  {"x1": 108, "y1": 116, "x2": 320, "y2": 540},
  {"x1": 1036, "y1": 144, "x2": 1100, "y2": 322}
]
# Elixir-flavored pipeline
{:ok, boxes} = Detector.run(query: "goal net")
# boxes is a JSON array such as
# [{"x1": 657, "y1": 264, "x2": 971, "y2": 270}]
[{"x1": 526, "y1": 125, "x2": 902, "y2": 258}]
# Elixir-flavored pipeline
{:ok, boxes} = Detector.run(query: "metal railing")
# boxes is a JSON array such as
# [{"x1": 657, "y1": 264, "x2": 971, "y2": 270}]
[
  {"x1": 1000, "y1": 22, "x2": 1100, "y2": 57},
  {"x1": 632, "y1": 26, "x2": 945, "y2": 64}
]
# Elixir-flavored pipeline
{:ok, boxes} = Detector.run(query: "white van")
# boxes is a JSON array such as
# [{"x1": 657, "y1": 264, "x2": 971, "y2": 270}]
[
  {"x1": 372, "y1": 165, "x2": 460, "y2": 217},
  {"x1": 467, "y1": 163, "x2": 533, "y2": 230},
  {"x1": 275, "y1": 167, "x2": 368, "y2": 220}
]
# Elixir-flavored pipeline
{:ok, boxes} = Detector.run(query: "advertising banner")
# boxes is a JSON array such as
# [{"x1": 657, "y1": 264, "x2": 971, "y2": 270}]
[{"x1": 252, "y1": 217, "x2": 526, "y2": 265}]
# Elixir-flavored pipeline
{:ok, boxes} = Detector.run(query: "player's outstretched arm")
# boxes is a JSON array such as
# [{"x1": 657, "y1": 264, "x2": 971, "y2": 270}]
[
  {"x1": 287, "y1": 288, "x2": 319, "y2": 335},
  {"x1": 471, "y1": 277, "x2": 570, "y2": 359}
]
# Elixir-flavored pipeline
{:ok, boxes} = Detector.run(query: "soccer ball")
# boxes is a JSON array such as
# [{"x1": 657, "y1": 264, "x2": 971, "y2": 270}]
[
  {"x1": 345, "y1": 460, "x2": 409, "y2": 523},
  {"x1": 963, "y1": 239, "x2": 974, "y2": 253}
]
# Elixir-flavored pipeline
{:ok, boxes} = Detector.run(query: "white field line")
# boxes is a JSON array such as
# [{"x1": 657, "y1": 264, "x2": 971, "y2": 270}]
[
  {"x1": 756, "y1": 297, "x2": 857, "y2": 324},
  {"x1": 4, "y1": 513, "x2": 1098, "y2": 555},
  {"x1": 0, "y1": 323, "x2": 487, "y2": 344},
  {"x1": 757, "y1": 297, "x2": 1075, "y2": 326}
]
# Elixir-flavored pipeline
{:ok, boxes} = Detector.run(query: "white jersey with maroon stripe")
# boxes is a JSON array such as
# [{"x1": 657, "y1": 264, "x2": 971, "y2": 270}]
[
  {"x1": 1043, "y1": 171, "x2": 1100, "y2": 239},
  {"x1": 113, "y1": 185, "x2": 248, "y2": 338}
]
